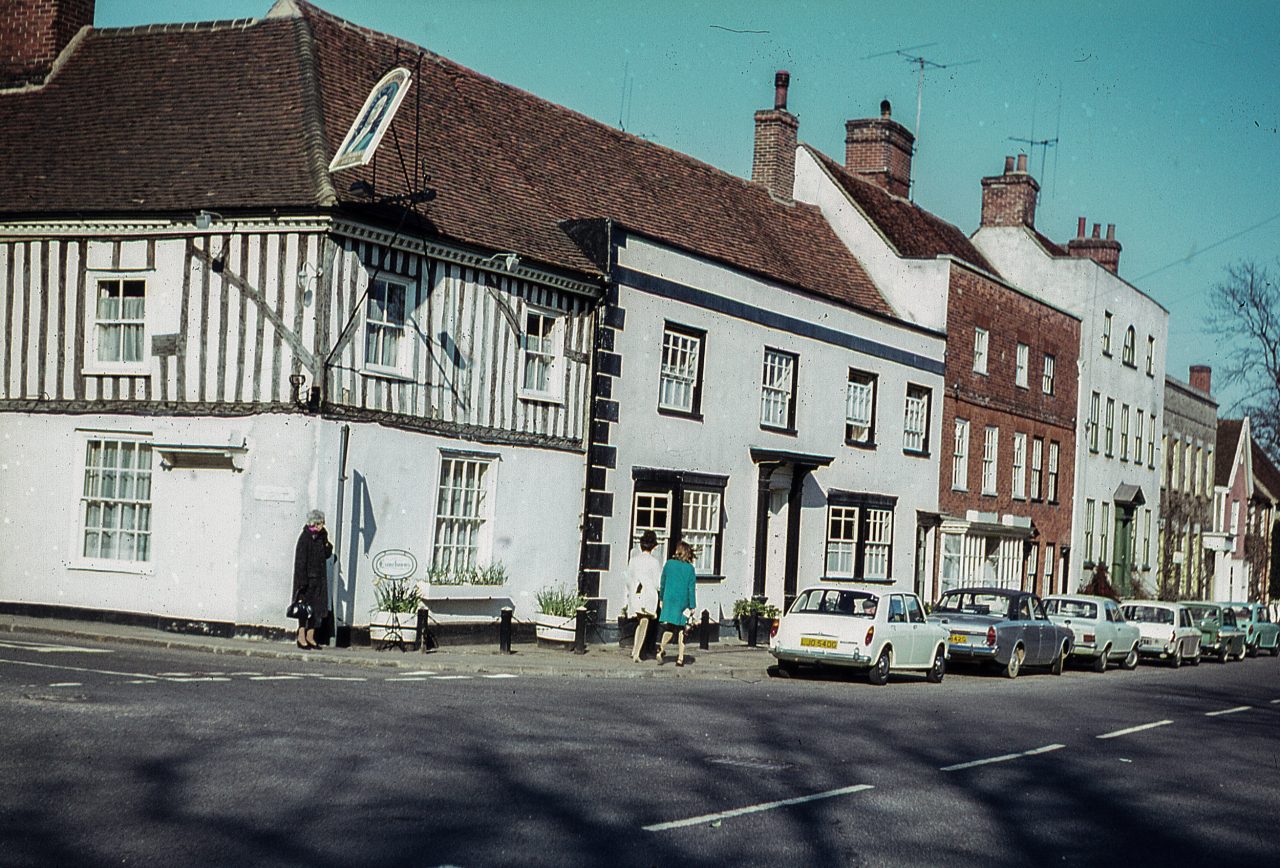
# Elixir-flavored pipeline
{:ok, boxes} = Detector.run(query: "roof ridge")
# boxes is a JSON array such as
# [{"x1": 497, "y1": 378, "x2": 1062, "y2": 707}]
[{"x1": 96, "y1": 19, "x2": 261, "y2": 37}]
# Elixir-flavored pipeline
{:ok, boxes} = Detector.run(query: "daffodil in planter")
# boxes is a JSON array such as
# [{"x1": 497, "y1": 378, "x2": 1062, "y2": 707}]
[
  {"x1": 369, "y1": 574, "x2": 423, "y2": 643},
  {"x1": 533, "y1": 584, "x2": 587, "y2": 643}
]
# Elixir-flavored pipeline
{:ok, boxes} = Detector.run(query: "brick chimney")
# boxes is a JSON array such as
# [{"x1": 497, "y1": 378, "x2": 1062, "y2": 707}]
[
  {"x1": 980, "y1": 153, "x2": 1041, "y2": 228},
  {"x1": 844, "y1": 100, "x2": 915, "y2": 198},
  {"x1": 751, "y1": 70, "x2": 799, "y2": 201},
  {"x1": 1189, "y1": 365, "x2": 1212, "y2": 394},
  {"x1": 1066, "y1": 218, "x2": 1122, "y2": 274},
  {"x1": 1, "y1": 0, "x2": 94, "y2": 87}
]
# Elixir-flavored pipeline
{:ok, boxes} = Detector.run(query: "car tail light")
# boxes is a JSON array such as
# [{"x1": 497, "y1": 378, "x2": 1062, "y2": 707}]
[
  {"x1": 1084, "y1": 633, "x2": 1096, "y2": 643},
  {"x1": 865, "y1": 626, "x2": 875, "y2": 646},
  {"x1": 769, "y1": 619, "x2": 779, "y2": 639},
  {"x1": 986, "y1": 627, "x2": 996, "y2": 647}
]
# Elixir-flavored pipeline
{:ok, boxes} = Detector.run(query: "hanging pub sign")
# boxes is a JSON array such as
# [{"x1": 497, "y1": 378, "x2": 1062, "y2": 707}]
[{"x1": 328, "y1": 67, "x2": 413, "y2": 172}]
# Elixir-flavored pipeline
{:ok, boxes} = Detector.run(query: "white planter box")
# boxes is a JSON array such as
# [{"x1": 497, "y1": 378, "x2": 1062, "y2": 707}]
[
  {"x1": 419, "y1": 583, "x2": 512, "y2": 601},
  {"x1": 369, "y1": 610, "x2": 420, "y2": 642},
  {"x1": 534, "y1": 612, "x2": 577, "y2": 643}
]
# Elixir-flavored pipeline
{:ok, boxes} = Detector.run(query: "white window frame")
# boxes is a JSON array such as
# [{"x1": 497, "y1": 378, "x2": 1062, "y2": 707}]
[
  {"x1": 1042, "y1": 354, "x2": 1055, "y2": 395},
  {"x1": 982, "y1": 427, "x2": 999, "y2": 495},
  {"x1": 1105, "y1": 398, "x2": 1115, "y2": 456},
  {"x1": 863, "y1": 508, "x2": 893, "y2": 580},
  {"x1": 632, "y1": 491, "x2": 672, "y2": 551},
  {"x1": 430, "y1": 452, "x2": 497, "y2": 577},
  {"x1": 1146, "y1": 335, "x2": 1155, "y2": 376},
  {"x1": 973, "y1": 328, "x2": 989, "y2": 375},
  {"x1": 518, "y1": 307, "x2": 565, "y2": 403},
  {"x1": 1011, "y1": 432, "x2": 1027, "y2": 500},
  {"x1": 658, "y1": 323, "x2": 703, "y2": 415},
  {"x1": 845, "y1": 369, "x2": 877, "y2": 446},
  {"x1": 362, "y1": 277, "x2": 412, "y2": 378},
  {"x1": 1015, "y1": 343, "x2": 1029, "y2": 388},
  {"x1": 77, "y1": 431, "x2": 154, "y2": 571},
  {"x1": 1102, "y1": 311, "x2": 1113, "y2": 356},
  {"x1": 1089, "y1": 392, "x2": 1100, "y2": 452},
  {"x1": 1122, "y1": 326, "x2": 1136, "y2": 366},
  {"x1": 760, "y1": 348, "x2": 797, "y2": 431},
  {"x1": 1120, "y1": 404, "x2": 1130, "y2": 461},
  {"x1": 1135, "y1": 410, "x2": 1145, "y2": 465},
  {"x1": 952, "y1": 419, "x2": 970, "y2": 491},
  {"x1": 1047, "y1": 441, "x2": 1060, "y2": 502},
  {"x1": 903, "y1": 385, "x2": 931, "y2": 454},
  {"x1": 682, "y1": 489, "x2": 723, "y2": 575},
  {"x1": 85, "y1": 276, "x2": 149, "y2": 375},
  {"x1": 825, "y1": 505, "x2": 859, "y2": 578},
  {"x1": 1084, "y1": 499, "x2": 1096, "y2": 562},
  {"x1": 1147, "y1": 412, "x2": 1156, "y2": 468},
  {"x1": 1143, "y1": 509, "x2": 1152, "y2": 566},
  {"x1": 1101, "y1": 502, "x2": 1110, "y2": 565},
  {"x1": 1030, "y1": 437, "x2": 1044, "y2": 501},
  {"x1": 1044, "y1": 543, "x2": 1055, "y2": 592}
]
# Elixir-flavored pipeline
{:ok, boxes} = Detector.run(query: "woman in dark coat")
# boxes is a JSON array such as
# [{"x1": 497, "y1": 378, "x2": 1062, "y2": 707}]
[{"x1": 292, "y1": 509, "x2": 332, "y2": 649}]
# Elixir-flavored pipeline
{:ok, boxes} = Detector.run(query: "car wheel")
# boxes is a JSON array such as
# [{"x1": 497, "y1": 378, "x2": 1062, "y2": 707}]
[
  {"x1": 1171, "y1": 647, "x2": 1182, "y2": 669},
  {"x1": 1236, "y1": 642, "x2": 1249, "y2": 661},
  {"x1": 1270, "y1": 644, "x2": 1279, "y2": 658},
  {"x1": 1217, "y1": 644, "x2": 1229, "y2": 663},
  {"x1": 1247, "y1": 642, "x2": 1259, "y2": 658},
  {"x1": 1051, "y1": 642, "x2": 1068, "y2": 675},
  {"x1": 1092, "y1": 644, "x2": 1111, "y2": 673},
  {"x1": 1121, "y1": 643, "x2": 1139, "y2": 670},
  {"x1": 1004, "y1": 645, "x2": 1024, "y2": 679},
  {"x1": 926, "y1": 646, "x2": 946, "y2": 683},
  {"x1": 867, "y1": 648, "x2": 891, "y2": 685},
  {"x1": 775, "y1": 660, "x2": 798, "y2": 678}
]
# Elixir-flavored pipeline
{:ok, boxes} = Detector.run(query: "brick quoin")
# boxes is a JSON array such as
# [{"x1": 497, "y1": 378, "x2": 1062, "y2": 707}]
[
  {"x1": 940, "y1": 266, "x2": 1081, "y2": 594},
  {"x1": 0, "y1": 0, "x2": 94, "y2": 87}
]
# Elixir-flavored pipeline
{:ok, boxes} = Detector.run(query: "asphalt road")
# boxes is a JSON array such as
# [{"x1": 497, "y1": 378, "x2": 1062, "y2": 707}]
[{"x1": 1, "y1": 631, "x2": 1277, "y2": 867}]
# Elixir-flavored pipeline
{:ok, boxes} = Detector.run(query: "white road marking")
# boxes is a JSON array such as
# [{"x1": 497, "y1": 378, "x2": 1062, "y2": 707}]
[
  {"x1": 941, "y1": 743, "x2": 1066, "y2": 772},
  {"x1": 309, "y1": 676, "x2": 366, "y2": 681},
  {"x1": 0, "y1": 658, "x2": 160, "y2": 681},
  {"x1": 385, "y1": 677, "x2": 431, "y2": 682},
  {"x1": 249, "y1": 675, "x2": 303, "y2": 681},
  {"x1": 430, "y1": 675, "x2": 472, "y2": 680},
  {"x1": 49, "y1": 682, "x2": 82, "y2": 687},
  {"x1": 166, "y1": 677, "x2": 232, "y2": 682},
  {"x1": 0, "y1": 639, "x2": 112, "y2": 654},
  {"x1": 481, "y1": 674, "x2": 518, "y2": 679},
  {"x1": 399, "y1": 670, "x2": 436, "y2": 676},
  {"x1": 1270, "y1": 699, "x2": 1280, "y2": 705},
  {"x1": 126, "y1": 680, "x2": 155, "y2": 684},
  {"x1": 644, "y1": 784, "x2": 874, "y2": 832},
  {"x1": 1097, "y1": 720, "x2": 1173, "y2": 740},
  {"x1": 1205, "y1": 706, "x2": 1251, "y2": 717}
]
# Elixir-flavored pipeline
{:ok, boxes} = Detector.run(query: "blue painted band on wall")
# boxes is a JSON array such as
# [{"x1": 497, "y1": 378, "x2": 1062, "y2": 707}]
[{"x1": 615, "y1": 266, "x2": 945, "y2": 377}]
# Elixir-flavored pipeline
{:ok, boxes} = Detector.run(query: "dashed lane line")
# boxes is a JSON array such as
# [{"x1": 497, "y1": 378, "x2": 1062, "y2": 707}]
[
  {"x1": 385, "y1": 677, "x2": 432, "y2": 682},
  {"x1": 0, "y1": 657, "x2": 161, "y2": 681},
  {"x1": 1205, "y1": 706, "x2": 1251, "y2": 717},
  {"x1": 430, "y1": 675, "x2": 473, "y2": 680},
  {"x1": 1097, "y1": 720, "x2": 1173, "y2": 740},
  {"x1": 0, "y1": 639, "x2": 112, "y2": 654},
  {"x1": 481, "y1": 673, "x2": 518, "y2": 679},
  {"x1": 941, "y1": 743, "x2": 1066, "y2": 772},
  {"x1": 644, "y1": 784, "x2": 874, "y2": 832},
  {"x1": 249, "y1": 676, "x2": 304, "y2": 681},
  {"x1": 1270, "y1": 699, "x2": 1280, "y2": 705},
  {"x1": 49, "y1": 682, "x2": 82, "y2": 688}
]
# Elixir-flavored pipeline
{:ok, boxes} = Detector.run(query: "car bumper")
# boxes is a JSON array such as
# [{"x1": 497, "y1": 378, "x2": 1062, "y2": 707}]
[
  {"x1": 771, "y1": 647, "x2": 872, "y2": 669},
  {"x1": 946, "y1": 643, "x2": 998, "y2": 660}
]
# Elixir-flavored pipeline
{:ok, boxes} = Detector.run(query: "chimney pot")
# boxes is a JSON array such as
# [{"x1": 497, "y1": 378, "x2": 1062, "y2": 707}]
[
  {"x1": 1016, "y1": 153, "x2": 1028, "y2": 172},
  {"x1": 1004, "y1": 155, "x2": 1016, "y2": 173},
  {"x1": 1106, "y1": 223, "x2": 1116, "y2": 241},
  {"x1": 1091, "y1": 223, "x2": 1101, "y2": 239},
  {"x1": 1076, "y1": 217, "x2": 1086, "y2": 238},
  {"x1": 1189, "y1": 365, "x2": 1212, "y2": 393},
  {"x1": 880, "y1": 99, "x2": 892, "y2": 118},
  {"x1": 774, "y1": 70, "x2": 790, "y2": 110},
  {"x1": 845, "y1": 103, "x2": 914, "y2": 198}
]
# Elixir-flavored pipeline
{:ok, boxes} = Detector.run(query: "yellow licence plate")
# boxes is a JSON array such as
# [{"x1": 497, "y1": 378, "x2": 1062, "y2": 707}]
[
  {"x1": 800, "y1": 637, "x2": 838, "y2": 649},
  {"x1": 949, "y1": 633, "x2": 968, "y2": 644}
]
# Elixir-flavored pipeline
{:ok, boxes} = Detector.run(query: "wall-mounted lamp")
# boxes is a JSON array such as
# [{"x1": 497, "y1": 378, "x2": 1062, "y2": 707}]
[
  {"x1": 289, "y1": 373, "x2": 306, "y2": 406},
  {"x1": 195, "y1": 210, "x2": 224, "y2": 230},
  {"x1": 298, "y1": 263, "x2": 323, "y2": 306},
  {"x1": 480, "y1": 252, "x2": 521, "y2": 272},
  {"x1": 211, "y1": 250, "x2": 226, "y2": 274}
]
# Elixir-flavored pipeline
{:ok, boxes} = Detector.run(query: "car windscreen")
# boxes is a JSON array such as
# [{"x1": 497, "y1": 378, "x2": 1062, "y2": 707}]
[
  {"x1": 790, "y1": 589, "x2": 876, "y2": 617},
  {"x1": 1045, "y1": 599, "x2": 1097, "y2": 619},
  {"x1": 1184, "y1": 605, "x2": 1217, "y2": 622},
  {"x1": 1232, "y1": 606, "x2": 1251, "y2": 621},
  {"x1": 934, "y1": 592, "x2": 1010, "y2": 618},
  {"x1": 1121, "y1": 605, "x2": 1173, "y2": 625}
]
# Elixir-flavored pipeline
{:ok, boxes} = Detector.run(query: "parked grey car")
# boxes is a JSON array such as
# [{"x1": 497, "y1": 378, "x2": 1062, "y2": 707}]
[
  {"x1": 1044, "y1": 594, "x2": 1141, "y2": 672},
  {"x1": 933, "y1": 587, "x2": 1074, "y2": 679}
]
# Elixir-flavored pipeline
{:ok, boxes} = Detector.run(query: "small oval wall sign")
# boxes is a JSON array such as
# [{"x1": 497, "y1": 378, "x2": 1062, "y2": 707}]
[{"x1": 372, "y1": 549, "x2": 418, "y2": 580}]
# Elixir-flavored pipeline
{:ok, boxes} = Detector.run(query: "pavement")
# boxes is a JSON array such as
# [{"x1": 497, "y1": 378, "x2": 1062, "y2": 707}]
[{"x1": 0, "y1": 614, "x2": 776, "y2": 681}]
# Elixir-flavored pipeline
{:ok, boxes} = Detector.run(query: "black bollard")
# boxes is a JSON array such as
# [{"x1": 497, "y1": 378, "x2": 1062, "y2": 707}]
[
  {"x1": 417, "y1": 606, "x2": 430, "y2": 652},
  {"x1": 573, "y1": 606, "x2": 588, "y2": 655},
  {"x1": 699, "y1": 609, "x2": 710, "y2": 650},
  {"x1": 499, "y1": 607, "x2": 513, "y2": 654},
  {"x1": 748, "y1": 610, "x2": 759, "y2": 647}
]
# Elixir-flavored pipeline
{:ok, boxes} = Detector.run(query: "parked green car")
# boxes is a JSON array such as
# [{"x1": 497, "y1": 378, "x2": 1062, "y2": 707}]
[
  {"x1": 1182, "y1": 602, "x2": 1247, "y2": 662},
  {"x1": 1223, "y1": 602, "x2": 1280, "y2": 657}
]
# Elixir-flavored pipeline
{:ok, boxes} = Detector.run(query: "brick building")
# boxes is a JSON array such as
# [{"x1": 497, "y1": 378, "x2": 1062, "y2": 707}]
[{"x1": 1159, "y1": 365, "x2": 1218, "y2": 599}]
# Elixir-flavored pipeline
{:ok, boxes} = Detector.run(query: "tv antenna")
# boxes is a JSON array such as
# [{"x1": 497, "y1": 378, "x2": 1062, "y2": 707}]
[
  {"x1": 1008, "y1": 83, "x2": 1063, "y2": 198},
  {"x1": 863, "y1": 43, "x2": 979, "y2": 149}
]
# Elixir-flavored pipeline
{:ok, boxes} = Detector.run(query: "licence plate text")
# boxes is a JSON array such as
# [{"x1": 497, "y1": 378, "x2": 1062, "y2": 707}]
[
  {"x1": 949, "y1": 633, "x2": 968, "y2": 644},
  {"x1": 800, "y1": 637, "x2": 838, "y2": 649}
]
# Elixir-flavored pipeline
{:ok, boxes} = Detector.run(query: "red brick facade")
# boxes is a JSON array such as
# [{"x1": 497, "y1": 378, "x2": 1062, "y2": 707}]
[
  {"x1": 980, "y1": 154, "x2": 1039, "y2": 228},
  {"x1": 0, "y1": 0, "x2": 94, "y2": 87},
  {"x1": 844, "y1": 101, "x2": 914, "y2": 199},
  {"x1": 939, "y1": 265, "x2": 1080, "y2": 595}
]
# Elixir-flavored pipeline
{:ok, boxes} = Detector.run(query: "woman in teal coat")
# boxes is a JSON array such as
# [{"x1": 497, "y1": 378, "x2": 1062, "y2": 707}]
[{"x1": 656, "y1": 541, "x2": 697, "y2": 666}]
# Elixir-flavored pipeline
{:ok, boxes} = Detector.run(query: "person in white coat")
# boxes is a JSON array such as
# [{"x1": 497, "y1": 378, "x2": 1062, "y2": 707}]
[{"x1": 625, "y1": 531, "x2": 662, "y2": 663}]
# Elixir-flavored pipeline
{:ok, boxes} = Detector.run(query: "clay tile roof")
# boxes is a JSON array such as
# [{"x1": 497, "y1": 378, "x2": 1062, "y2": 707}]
[
  {"x1": 1216, "y1": 419, "x2": 1243, "y2": 487},
  {"x1": 803, "y1": 145, "x2": 996, "y2": 274},
  {"x1": 0, "y1": 1, "x2": 892, "y2": 318},
  {"x1": 1030, "y1": 228, "x2": 1067, "y2": 257}
]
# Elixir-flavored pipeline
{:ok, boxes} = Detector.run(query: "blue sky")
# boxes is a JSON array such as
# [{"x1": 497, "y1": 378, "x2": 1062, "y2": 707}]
[{"x1": 97, "y1": 1, "x2": 1280, "y2": 411}]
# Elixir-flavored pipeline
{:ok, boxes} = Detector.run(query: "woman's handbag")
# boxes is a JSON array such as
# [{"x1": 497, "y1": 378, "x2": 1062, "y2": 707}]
[{"x1": 286, "y1": 600, "x2": 311, "y2": 620}]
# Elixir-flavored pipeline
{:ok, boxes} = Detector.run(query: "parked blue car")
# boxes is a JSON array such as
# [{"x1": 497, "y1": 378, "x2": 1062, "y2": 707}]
[{"x1": 933, "y1": 587, "x2": 1073, "y2": 679}]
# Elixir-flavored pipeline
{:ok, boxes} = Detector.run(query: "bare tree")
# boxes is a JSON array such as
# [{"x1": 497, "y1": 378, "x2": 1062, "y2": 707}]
[{"x1": 1208, "y1": 259, "x2": 1280, "y2": 461}]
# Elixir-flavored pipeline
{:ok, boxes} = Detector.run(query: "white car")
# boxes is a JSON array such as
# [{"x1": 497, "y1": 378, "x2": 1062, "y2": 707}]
[
  {"x1": 1120, "y1": 600, "x2": 1202, "y2": 667},
  {"x1": 770, "y1": 585, "x2": 948, "y2": 684},
  {"x1": 1043, "y1": 594, "x2": 1141, "y2": 672}
]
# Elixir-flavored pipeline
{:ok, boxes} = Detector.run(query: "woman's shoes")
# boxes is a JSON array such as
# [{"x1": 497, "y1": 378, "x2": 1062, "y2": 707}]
[
  {"x1": 676, "y1": 658, "x2": 685, "y2": 667},
  {"x1": 306, "y1": 643, "x2": 322, "y2": 650},
  {"x1": 655, "y1": 649, "x2": 665, "y2": 665},
  {"x1": 296, "y1": 640, "x2": 309, "y2": 650}
]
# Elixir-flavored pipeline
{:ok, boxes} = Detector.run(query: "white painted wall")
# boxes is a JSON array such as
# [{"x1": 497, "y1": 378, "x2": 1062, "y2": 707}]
[
  {"x1": 972, "y1": 226, "x2": 1169, "y2": 590},
  {"x1": 604, "y1": 235, "x2": 945, "y2": 619}
]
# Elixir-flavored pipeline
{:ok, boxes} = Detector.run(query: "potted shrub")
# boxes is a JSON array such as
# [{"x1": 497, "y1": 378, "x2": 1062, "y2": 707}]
[
  {"x1": 732, "y1": 598, "x2": 780, "y2": 641},
  {"x1": 369, "y1": 574, "x2": 423, "y2": 642},
  {"x1": 534, "y1": 584, "x2": 587, "y2": 643}
]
